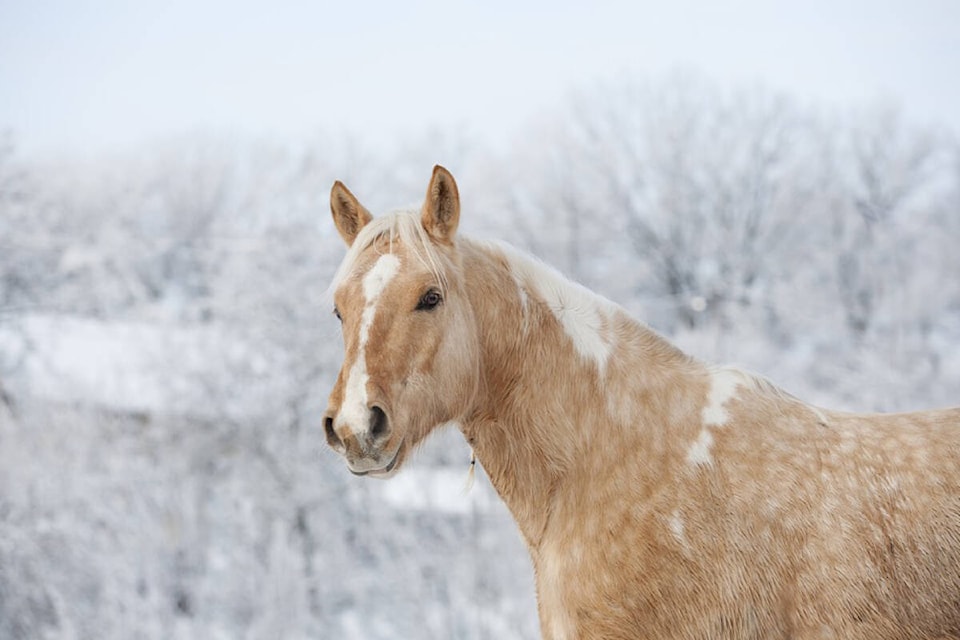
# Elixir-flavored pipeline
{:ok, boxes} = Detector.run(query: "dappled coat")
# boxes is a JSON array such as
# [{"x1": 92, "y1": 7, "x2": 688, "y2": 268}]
[{"x1": 322, "y1": 166, "x2": 960, "y2": 639}]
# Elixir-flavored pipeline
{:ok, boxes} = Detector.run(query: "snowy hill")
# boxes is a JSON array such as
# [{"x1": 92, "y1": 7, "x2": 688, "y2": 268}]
[{"x1": 0, "y1": 314, "x2": 286, "y2": 419}]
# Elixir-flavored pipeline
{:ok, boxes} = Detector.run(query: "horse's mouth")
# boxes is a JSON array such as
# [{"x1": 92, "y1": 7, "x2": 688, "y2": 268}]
[{"x1": 349, "y1": 445, "x2": 402, "y2": 477}]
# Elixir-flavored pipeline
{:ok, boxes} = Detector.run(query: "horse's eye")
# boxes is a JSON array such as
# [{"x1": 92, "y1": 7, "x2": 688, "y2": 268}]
[
  {"x1": 333, "y1": 307, "x2": 342, "y2": 322},
  {"x1": 416, "y1": 289, "x2": 443, "y2": 311}
]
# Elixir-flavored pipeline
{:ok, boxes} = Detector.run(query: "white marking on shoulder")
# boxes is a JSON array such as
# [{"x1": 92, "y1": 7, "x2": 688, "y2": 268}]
[
  {"x1": 686, "y1": 368, "x2": 745, "y2": 468},
  {"x1": 668, "y1": 511, "x2": 686, "y2": 544},
  {"x1": 340, "y1": 253, "x2": 401, "y2": 436},
  {"x1": 496, "y1": 242, "x2": 616, "y2": 373},
  {"x1": 702, "y1": 368, "x2": 744, "y2": 427},
  {"x1": 686, "y1": 428, "x2": 714, "y2": 467}
]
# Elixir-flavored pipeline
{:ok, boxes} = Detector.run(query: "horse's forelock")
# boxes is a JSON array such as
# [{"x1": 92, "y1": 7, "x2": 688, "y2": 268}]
[{"x1": 327, "y1": 209, "x2": 449, "y2": 300}]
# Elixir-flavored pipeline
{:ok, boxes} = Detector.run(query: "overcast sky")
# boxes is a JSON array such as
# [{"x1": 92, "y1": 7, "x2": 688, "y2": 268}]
[{"x1": 2, "y1": 0, "x2": 958, "y2": 159}]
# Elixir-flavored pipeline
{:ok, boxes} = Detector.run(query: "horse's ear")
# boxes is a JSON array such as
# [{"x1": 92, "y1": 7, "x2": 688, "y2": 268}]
[
  {"x1": 421, "y1": 165, "x2": 460, "y2": 244},
  {"x1": 330, "y1": 180, "x2": 373, "y2": 247}
]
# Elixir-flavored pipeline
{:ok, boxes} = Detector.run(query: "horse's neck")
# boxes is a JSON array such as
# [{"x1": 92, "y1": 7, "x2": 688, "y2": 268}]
[{"x1": 459, "y1": 239, "x2": 700, "y2": 548}]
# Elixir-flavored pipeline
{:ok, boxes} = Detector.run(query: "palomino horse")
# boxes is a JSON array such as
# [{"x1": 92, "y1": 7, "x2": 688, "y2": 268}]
[{"x1": 322, "y1": 166, "x2": 960, "y2": 639}]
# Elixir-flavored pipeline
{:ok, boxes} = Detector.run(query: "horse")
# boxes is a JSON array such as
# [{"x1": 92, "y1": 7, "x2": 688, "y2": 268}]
[{"x1": 321, "y1": 165, "x2": 960, "y2": 639}]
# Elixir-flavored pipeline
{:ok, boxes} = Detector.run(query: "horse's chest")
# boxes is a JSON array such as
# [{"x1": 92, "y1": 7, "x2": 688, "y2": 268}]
[
  {"x1": 534, "y1": 536, "x2": 585, "y2": 640},
  {"x1": 533, "y1": 507, "x2": 657, "y2": 638},
  {"x1": 531, "y1": 499, "x2": 770, "y2": 639}
]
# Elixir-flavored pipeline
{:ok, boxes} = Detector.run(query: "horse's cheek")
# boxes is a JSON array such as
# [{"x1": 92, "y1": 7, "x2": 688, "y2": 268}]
[{"x1": 440, "y1": 323, "x2": 479, "y2": 407}]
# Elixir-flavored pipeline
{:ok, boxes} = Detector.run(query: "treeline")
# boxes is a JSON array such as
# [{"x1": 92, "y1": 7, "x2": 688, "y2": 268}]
[
  {"x1": 4, "y1": 77, "x2": 958, "y2": 375},
  {"x1": 1, "y1": 74, "x2": 958, "y2": 639}
]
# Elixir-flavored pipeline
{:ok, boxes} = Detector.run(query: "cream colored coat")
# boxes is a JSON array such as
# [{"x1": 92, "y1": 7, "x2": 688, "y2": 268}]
[{"x1": 324, "y1": 166, "x2": 960, "y2": 639}]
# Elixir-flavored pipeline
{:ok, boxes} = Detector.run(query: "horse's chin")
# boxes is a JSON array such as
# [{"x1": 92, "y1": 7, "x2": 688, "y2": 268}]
[{"x1": 348, "y1": 442, "x2": 404, "y2": 479}]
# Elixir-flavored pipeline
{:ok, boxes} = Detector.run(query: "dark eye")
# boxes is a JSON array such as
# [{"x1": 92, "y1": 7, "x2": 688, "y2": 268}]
[
  {"x1": 333, "y1": 307, "x2": 342, "y2": 322},
  {"x1": 416, "y1": 289, "x2": 443, "y2": 311}
]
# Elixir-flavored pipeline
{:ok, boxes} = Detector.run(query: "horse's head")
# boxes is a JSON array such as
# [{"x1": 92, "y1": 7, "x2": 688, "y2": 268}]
[{"x1": 323, "y1": 166, "x2": 479, "y2": 477}]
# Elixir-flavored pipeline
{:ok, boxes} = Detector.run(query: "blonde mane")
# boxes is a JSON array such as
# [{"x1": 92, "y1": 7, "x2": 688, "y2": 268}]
[
  {"x1": 323, "y1": 167, "x2": 960, "y2": 640},
  {"x1": 328, "y1": 209, "x2": 449, "y2": 296}
]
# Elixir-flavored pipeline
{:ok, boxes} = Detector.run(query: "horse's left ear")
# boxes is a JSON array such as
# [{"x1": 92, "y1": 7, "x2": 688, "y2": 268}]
[{"x1": 422, "y1": 165, "x2": 460, "y2": 244}]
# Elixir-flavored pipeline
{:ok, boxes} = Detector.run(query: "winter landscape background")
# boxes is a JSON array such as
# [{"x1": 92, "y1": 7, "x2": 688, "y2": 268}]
[
  {"x1": 3, "y1": 2, "x2": 960, "y2": 638},
  {"x1": 2, "y1": 74, "x2": 959, "y2": 639}
]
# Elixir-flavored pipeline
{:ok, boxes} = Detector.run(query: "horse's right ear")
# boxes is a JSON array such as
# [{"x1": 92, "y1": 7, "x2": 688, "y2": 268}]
[{"x1": 330, "y1": 181, "x2": 373, "y2": 247}]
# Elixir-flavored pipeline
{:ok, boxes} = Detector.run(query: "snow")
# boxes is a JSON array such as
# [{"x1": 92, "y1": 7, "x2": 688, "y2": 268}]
[
  {"x1": 0, "y1": 314, "x2": 283, "y2": 418},
  {"x1": 1, "y1": 76, "x2": 957, "y2": 639},
  {"x1": 378, "y1": 466, "x2": 499, "y2": 515}
]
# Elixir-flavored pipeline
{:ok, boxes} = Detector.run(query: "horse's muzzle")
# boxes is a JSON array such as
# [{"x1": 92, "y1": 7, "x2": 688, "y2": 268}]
[{"x1": 323, "y1": 404, "x2": 400, "y2": 476}]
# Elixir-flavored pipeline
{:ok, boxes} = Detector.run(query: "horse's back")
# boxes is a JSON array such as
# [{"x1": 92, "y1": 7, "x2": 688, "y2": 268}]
[
  {"x1": 749, "y1": 408, "x2": 960, "y2": 639},
  {"x1": 804, "y1": 406, "x2": 960, "y2": 638},
  {"x1": 644, "y1": 401, "x2": 960, "y2": 639}
]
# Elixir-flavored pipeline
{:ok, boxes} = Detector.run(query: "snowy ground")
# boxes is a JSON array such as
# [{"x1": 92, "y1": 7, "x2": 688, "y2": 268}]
[{"x1": 1, "y1": 79, "x2": 957, "y2": 638}]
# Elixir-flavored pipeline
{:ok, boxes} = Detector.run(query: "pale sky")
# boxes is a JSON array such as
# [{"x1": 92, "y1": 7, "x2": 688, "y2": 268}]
[{"x1": 2, "y1": 0, "x2": 958, "y2": 158}]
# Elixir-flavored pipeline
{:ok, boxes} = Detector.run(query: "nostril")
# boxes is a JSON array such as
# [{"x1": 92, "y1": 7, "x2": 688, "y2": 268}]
[
  {"x1": 324, "y1": 415, "x2": 342, "y2": 449},
  {"x1": 369, "y1": 405, "x2": 389, "y2": 440}
]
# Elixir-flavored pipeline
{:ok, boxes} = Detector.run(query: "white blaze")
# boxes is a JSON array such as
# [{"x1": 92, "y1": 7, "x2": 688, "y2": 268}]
[{"x1": 340, "y1": 253, "x2": 401, "y2": 437}]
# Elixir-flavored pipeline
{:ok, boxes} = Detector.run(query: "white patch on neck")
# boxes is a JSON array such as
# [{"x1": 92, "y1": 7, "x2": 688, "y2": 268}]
[
  {"x1": 340, "y1": 253, "x2": 401, "y2": 436},
  {"x1": 508, "y1": 271, "x2": 532, "y2": 336},
  {"x1": 496, "y1": 242, "x2": 616, "y2": 374},
  {"x1": 686, "y1": 368, "x2": 744, "y2": 468}
]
